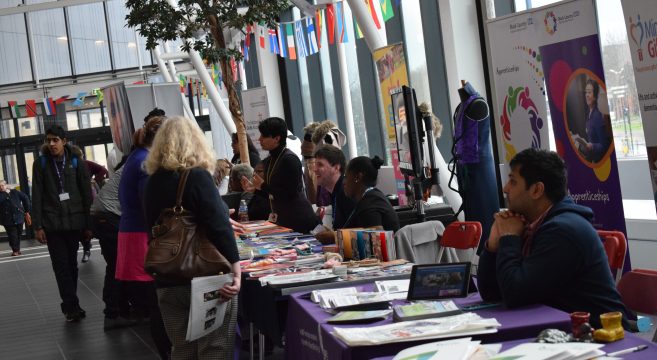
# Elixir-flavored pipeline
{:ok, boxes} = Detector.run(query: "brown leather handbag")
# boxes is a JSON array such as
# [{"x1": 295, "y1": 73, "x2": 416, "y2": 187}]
[{"x1": 144, "y1": 169, "x2": 232, "y2": 281}]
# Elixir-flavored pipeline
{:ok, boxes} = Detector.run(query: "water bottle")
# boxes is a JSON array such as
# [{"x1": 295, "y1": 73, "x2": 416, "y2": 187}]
[{"x1": 238, "y1": 200, "x2": 249, "y2": 222}]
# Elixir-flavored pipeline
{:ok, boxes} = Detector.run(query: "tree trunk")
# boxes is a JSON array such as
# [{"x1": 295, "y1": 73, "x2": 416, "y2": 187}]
[{"x1": 208, "y1": 15, "x2": 250, "y2": 166}]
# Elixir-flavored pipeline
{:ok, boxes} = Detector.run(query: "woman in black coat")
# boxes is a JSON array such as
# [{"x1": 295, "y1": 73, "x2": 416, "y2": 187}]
[{"x1": 0, "y1": 180, "x2": 31, "y2": 256}]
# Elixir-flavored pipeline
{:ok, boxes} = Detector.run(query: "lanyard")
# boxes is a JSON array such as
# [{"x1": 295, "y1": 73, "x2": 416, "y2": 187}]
[
  {"x1": 53, "y1": 156, "x2": 66, "y2": 194},
  {"x1": 343, "y1": 187, "x2": 374, "y2": 227}
]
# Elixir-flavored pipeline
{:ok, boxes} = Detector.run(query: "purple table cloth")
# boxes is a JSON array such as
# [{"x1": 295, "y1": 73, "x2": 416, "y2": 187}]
[
  {"x1": 370, "y1": 333, "x2": 657, "y2": 360},
  {"x1": 285, "y1": 283, "x2": 571, "y2": 360}
]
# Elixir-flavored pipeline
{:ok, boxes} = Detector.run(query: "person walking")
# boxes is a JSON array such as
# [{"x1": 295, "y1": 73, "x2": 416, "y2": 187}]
[{"x1": 0, "y1": 180, "x2": 31, "y2": 256}]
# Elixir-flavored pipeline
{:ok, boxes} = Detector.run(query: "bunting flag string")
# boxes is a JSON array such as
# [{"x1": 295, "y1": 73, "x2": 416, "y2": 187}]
[
  {"x1": 305, "y1": 17, "x2": 319, "y2": 55},
  {"x1": 315, "y1": 9, "x2": 323, "y2": 49},
  {"x1": 286, "y1": 23, "x2": 297, "y2": 60},
  {"x1": 258, "y1": 23, "x2": 266, "y2": 48},
  {"x1": 269, "y1": 28, "x2": 280, "y2": 55},
  {"x1": 73, "y1": 92, "x2": 87, "y2": 107},
  {"x1": 8, "y1": 101, "x2": 20, "y2": 118},
  {"x1": 327, "y1": 4, "x2": 336, "y2": 44},
  {"x1": 278, "y1": 25, "x2": 287, "y2": 58},
  {"x1": 24, "y1": 99, "x2": 37, "y2": 117},
  {"x1": 43, "y1": 98, "x2": 56, "y2": 116},
  {"x1": 294, "y1": 20, "x2": 309, "y2": 58}
]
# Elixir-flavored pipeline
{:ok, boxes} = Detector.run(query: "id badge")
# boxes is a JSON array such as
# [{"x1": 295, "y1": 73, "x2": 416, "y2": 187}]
[
  {"x1": 59, "y1": 192, "x2": 70, "y2": 201},
  {"x1": 268, "y1": 212, "x2": 278, "y2": 223}
]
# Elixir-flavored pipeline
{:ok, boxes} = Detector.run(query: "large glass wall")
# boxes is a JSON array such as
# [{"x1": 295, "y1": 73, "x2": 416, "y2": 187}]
[
  {"x1": 67, "y1": 3, "x2": 111, "y2": 74},
  {"x1": 0, "y1": 0, "x2": 32, "y2": 85},
  {"x1": 27, "y1": 0, "x2": 72, "y2": 79}
]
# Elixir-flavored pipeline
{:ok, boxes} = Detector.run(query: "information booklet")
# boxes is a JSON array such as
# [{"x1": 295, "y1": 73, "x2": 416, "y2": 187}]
[
  {"x1": 186, "y1": 274, "x2": 234, "y2": 341},
  {"x1": 490, "y1": 342, "x2": 605, "y2": 360},
  {"x1": 326, "y1": 310, "x2": 392, "y2": 324},
  {"x1": 392, "y1": 300, "x2": 463, "y2": 322}
]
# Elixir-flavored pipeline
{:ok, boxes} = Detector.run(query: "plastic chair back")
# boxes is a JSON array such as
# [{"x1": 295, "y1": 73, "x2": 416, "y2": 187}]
[
  {"x1": 597, "y1": 230, "x2": 627, "y2": 283},
  {"x1": 437, "y1": 221, "x2": 482, "y2": 262},
  {"x1": 617, "y1": 269, "x2": 657, "y2": 315}
]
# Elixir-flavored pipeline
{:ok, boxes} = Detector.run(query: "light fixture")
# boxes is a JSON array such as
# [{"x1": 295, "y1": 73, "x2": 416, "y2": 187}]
[
  {"x1": 57, "y1": 36, "x2": 67, "y2": 41},
  {"x1": 95, "y1": 40, "x2": 105, "y2": 45},
  {"x1": 127, "y1": 42, "x2": 136, "y2": 48}
]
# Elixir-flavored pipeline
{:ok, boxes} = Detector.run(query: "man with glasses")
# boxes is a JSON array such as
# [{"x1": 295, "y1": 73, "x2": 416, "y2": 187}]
[{"x1": 32, "y1": 126, "x2": 93, "y2": 322}]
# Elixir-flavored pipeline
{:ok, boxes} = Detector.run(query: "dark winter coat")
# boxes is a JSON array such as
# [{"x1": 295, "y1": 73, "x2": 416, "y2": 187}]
[{"x1": 0, "y1": 189, "x2": 31, "y2": 226}]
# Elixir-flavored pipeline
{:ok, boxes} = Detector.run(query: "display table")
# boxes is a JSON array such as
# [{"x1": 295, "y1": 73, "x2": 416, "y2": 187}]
[
  {"x1": 284, "y1": 283, "x2": 571, "y2": 360},
  {"x1": 370, "y1": 333, "x2": 657, "y2": 360}
]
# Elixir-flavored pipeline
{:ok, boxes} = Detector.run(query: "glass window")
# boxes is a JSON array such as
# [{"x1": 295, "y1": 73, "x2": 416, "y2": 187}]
[
  {"x1": 67, "y1": 3, "x2": 111, "y2": 74},
  {"x1": 106, "y1": 0, "x2": 140, "y2": 69},
  {"x1": 18, "y1": 117, "x2": 39, "y2": 137},
  {"x1": 401, "y1": 0, "x2": 431, "y2": 105},
  {"x1": 343, "y1": 4, "x2": 369, "y2": 156},
  {"x1": 66, "y1": 111, "x2": 79, "y2": 131},
  {"x1": 26, "y1": 0, "x2": 72, "y2": 79},
  {"x1": 0, "y1": 0, "x2": 32, "y2": 85},
  {"x1": 84, "y1": 144, "x2": 108, "y2": 169},
  {"x1": 0, "y1": 119, "x2": 15, "y2": 139},
  {"x1": 79, "y1": 108, "x2": 104, "y2": 129}
]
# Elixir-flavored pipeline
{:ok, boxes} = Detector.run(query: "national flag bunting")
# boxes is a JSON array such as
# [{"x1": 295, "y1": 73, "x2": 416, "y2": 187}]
[
  {"x1": 326, "y1": 4, "x2": 336, "y2": 45},
  {"x1": 54, "y1": 95, "x2": 69, "y2": 105},
  {"x1": 294, "y1": 20, "x2": 308, "y2": 58},
  {"x1": 268, "y1": 28, "x2": 279, "y2": 54},
  {"x1": 43, "y1": 98, "x2": 56, "y2": 116},
  {"x1": 305, "y1": 18, "x2": 318, "y2": 55},
  {"x1": 258, "y1": 23, "x2": 266, "y2": 49},
  {"x1": 336, "y1": 2, "x2": 348, "y2": 43},
  {"x1": 315, "y1": 9, "x2": 323, "y2": 49},
  {"x1": 367, "y1": 0, "x2": 382, "y2": 29},
  {"x1": 24, "y1": 99, "x2": 37, "y2": 117},
  {"x1": 286, "y1": 23, "x2": 297, "y2": 60},
  {"x1": 354, "y1": 19, "x2": 363, "y2": 39},
  {"x1": 8, "y1": 101, "x2": 20, "y2": 118},
  {"x1": 380, "y1": 0, "x2": 394, "y2": 21},
  {"x1": 73, "y1": 92, "x2": 87, "y2": 107},
  {"x1": 245, "y1": 24, "x2": 252, "y2": 48},
  {"x1": 278, "y1": 25, "x2": 287, "y2": 58},
  {"x1": 242, "y1": 39, "x2": 249, "y2": 62}
]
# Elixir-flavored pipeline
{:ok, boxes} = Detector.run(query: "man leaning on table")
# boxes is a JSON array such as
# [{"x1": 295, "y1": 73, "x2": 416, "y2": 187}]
[{"x1": 477, "y1": 148, "x2": 634, "y2": 329}]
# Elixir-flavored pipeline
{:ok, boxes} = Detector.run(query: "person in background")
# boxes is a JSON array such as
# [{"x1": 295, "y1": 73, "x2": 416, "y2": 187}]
[
  {"x1": 0, "y1": 180, "x2": 31, "y2": 256},
  {"x1": 342, "y1": 156, "x2": 400, "y2": 232},
  {"x1": 32, "y1": 126, "x2": 92, "y2": 322},
  {"x1": 91, "y1": 153, "x2": 133, "y2": 330},
  {"x1": 477, "y1": 148, "x2": 634, "y2": 329},
  {"x1": 116, "y1": 116, "x2": 171, "y2": 359},
  {"x1": 231, "y1": 132, "x2": 261, "y2": 168},
  {"x1": 242, "y1": 117, "x2": 319, "y2": 233},
  {"x1": 80, "y1": 159, "x2": 109, "y2": 263},
  {"x1": 214, "y1": 158, "x2": 232, "y2": 195},
  {"x1": 144, "y1": 116, "x2": 240, "y2": 359},
  {"x1": 312, "y1": 145, "x2": 356, "y2": 244}
]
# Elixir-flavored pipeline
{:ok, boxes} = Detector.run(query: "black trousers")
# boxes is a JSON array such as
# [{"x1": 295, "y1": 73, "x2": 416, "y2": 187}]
[
  {"x1": 45, "y1": 230, "x2": 82, "y2": 314},
  {"x1": 92, "y1": 211, "x2": 129, "y2": 318},
  {"x1": 6, "y1": 224, "x2": 21, "y2": 252}
]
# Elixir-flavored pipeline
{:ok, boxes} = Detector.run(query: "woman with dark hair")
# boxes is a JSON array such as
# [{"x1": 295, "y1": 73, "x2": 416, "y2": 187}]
[
  {"x1": 582, "y1": 79, "x2": 610, "y2": 162},
  {"x1": 243, "y1": 117, "x2": 318, "y2": 233},
  {"x1": 231, "y1": 132, "x2": 261, "y2": 167},
  {"x1": 342, "y1": 156, "x2": 400, "y2": 232},
  {"x1": 116, "y1": 115, "x2": 171, "y2": 359}
]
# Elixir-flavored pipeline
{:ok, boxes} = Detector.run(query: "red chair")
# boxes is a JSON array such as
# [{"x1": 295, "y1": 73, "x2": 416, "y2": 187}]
[
  {"x1": 597, "y1": 230, "x2": 627, "y2": 283},
  {"x1": 437, "y1": 221, "x2": 482, "y2": 262},
  {"x1": 617, "y1": 268, "x2": 657, "y2": 315}
]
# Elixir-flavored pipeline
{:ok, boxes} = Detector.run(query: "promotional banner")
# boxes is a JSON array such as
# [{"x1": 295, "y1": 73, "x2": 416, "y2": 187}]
[
  {"x1": 373, "y1": 43, "x2": 409, "y2": 204},
  {"x1": 487, "y1": 11, "x2": 549, "y2": 164},
  {"x1": 102, "y1": 83, "x2": 135, "y2": 155},
  {"x1": 539, "y1": 0, "x2": 629, "y2": 267},
  {"x1": 621, "y1": 0, "x2": 657, "y2": 210},
  {"x1": 240, "y1": 86, "x2": 269, "y2": 159}
]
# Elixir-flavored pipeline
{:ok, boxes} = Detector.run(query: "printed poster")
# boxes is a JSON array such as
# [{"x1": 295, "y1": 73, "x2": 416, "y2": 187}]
[
  {"x1": 373, "y1": 43, "x2": 410, "y2": 204},
  {"x1": 621, "y1": 0, "x2": 657, "y2": 210},
  {"x1": 102, "y1": 83, "x2": 135, "y2": 155},
  {"x1": 539, "y1": 0, "x2": 629, "y2": 267},
  {"x1": 240, "y1": 86, "x2": 269, "y2": 159}
]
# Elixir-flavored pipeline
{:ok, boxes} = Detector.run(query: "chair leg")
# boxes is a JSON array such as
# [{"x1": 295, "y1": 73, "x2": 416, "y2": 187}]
[{"x1": 653, "y1": 325, "x2": 657, "y2": 343}]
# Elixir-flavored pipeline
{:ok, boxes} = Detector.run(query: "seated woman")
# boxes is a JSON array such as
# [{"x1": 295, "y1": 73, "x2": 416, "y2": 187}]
[
  {"x1": 231, "y1": 132, "x2": 261, "y2": 167},
  {"x1": 342, "y1": 156, "x2": 400, "y2": 232}
]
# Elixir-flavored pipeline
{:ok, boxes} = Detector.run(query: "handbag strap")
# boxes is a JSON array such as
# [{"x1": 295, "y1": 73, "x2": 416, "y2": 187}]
[{"x1": 174, "y1": 169, "x2": 191, "y2": 213}]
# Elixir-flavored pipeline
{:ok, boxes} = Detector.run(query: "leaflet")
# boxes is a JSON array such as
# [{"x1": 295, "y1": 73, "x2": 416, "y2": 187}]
[{"x1": 186, "y1": 274, "x2": 234, "y2": 341}]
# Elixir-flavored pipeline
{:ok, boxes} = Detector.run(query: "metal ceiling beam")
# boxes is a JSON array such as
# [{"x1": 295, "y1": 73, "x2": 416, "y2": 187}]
[{"x1": 0, "y1": 0, "x2": 105, "y2": 17}]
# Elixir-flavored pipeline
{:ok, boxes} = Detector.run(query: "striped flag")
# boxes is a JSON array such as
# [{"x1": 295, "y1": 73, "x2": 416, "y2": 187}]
[
  {"x1": 354, "y1": 19, "x2": 363, "y2": 39},
  {"x1": 326, "y1": 4, "x2": 335, "y2": 45},
  {"x1": 242, "y1": 39, "x2": 249, "y2": 62},
  {"x1": 258, "y1": 23, "x2": 266, "y2": 48},
  {"x1": 306, "y1": 18, "x2": 318, "y2": 55},
  {"x1": 268, "y1": 28, "x2": 279, "y2": 54},
  {"x1": 245, "y1": 24, "x2": 252, "y2": 48},
  {"x1": 278, "y1": 25, "x2": 287, "y2": 58},
  {"x1": 286, "y1": 23, "x2": 297, "y2": 60},
  {"x1": 73, "y1": 92, "x2": 87, "y2": 107},
  {"x1": 8, "y1": 101, "x2": 20, "y2": 118},
  {"x1": 43, "y1": 98, "x2": 56, "y2": 116},
  {"x1": 294, "y1": 20, "x2": 308, "y2": 58},
  {"x1": 54, "y1": 95, "x2": 69, "y2": 105},
  {"x1": 336, "y1": 2, "x2": 348, "y2": 43},
  {"x1": 25, "y1": 99, "x2": 37, "y2": 117},
  {"x1": 315, "y1": 9, "x2": 323, "y2": 49},
  {"x1": 179, "y1": 74, "x2": 186, "y2": 93},
  {"x1": 380, "y1": 0, "x2": 394, "y2": 21},
  {"x1": 367, "y1": 0, "x2": 382, "y2": 29}
]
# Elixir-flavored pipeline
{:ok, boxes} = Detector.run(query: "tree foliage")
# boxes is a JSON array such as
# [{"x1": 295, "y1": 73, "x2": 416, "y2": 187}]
[{"x1": 125, "y1": 0, "x2": 290, "y2": 64}]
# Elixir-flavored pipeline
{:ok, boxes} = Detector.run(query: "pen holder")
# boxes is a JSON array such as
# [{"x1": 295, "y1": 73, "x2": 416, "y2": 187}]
[{"x1": 593, "y1": 311, "x2": 624, "y2": 342}]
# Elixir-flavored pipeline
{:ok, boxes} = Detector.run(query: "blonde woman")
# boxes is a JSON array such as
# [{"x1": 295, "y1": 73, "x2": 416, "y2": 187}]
[{"x1": 143, "y1": 117, "x2": 241, "y2": 359}]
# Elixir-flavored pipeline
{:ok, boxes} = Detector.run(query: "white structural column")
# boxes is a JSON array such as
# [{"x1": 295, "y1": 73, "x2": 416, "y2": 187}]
[
  {"x1": 153, "y1": 46, "x2": 173, "y2": 82},
  {"x1": 255, "y1": 39, "x2": 285, "y2": 118},
  {"x1": 336, "y1": 42, "x2": 357, "y2": 159},
  {"x1": 239, "y1": 61, "x2": 248, "y2": 91},
  {"x1": 345, "y1": 0, "x2": 385, "y2": 52}
]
